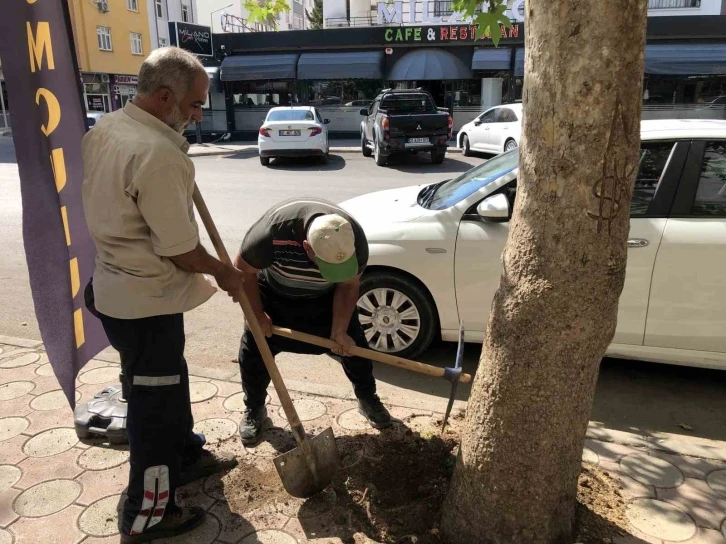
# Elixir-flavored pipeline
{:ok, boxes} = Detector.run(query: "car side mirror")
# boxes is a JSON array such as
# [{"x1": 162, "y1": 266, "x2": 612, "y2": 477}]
[
  {"x1": 477, "y1": 194, "x2": 511, "y2": 222},
  {"x1": 474, "y1": 120, "x2": 482, "y2": 126},
  {"x1": 323, "y1": 118, "x2": 330, "y2": 124},
  {"x1": 359, "y1": 108, "x2": 369, "y2": 116}
]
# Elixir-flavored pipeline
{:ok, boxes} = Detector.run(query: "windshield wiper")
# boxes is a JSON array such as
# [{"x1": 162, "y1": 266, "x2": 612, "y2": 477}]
[{"x1": 418, "y1": 181, "x2": 446, "y2": 209}]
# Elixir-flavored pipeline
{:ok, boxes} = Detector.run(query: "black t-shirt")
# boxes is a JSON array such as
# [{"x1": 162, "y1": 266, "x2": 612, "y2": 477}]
[{"x1": 239, "y1": 198, "x2": 368, "y2": 298}]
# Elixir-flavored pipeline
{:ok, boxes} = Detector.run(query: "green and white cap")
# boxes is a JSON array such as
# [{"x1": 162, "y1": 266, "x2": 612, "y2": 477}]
[{"x1": 308, "y1": 214, "x2": 358, "y2": 283}]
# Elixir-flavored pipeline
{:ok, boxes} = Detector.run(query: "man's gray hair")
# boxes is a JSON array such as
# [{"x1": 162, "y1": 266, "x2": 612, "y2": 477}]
[{"x1": 137, "y1": 47, "x2": 206, "y2": 98}]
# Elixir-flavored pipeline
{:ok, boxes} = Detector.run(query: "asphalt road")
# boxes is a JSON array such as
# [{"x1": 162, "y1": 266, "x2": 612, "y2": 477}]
[{"x1": 1, "y1": 137, "x2": 725, "y2": 447}]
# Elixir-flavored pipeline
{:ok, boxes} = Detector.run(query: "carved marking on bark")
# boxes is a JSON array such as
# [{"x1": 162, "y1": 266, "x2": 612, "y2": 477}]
[{"x1": 587, "y1": 96, "x2": 634, "y2": 234}]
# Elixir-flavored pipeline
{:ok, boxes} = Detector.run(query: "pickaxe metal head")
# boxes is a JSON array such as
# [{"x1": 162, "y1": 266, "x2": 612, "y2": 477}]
[{"x1": 441, "y1": 321, "x2": 465, "y2": 432}]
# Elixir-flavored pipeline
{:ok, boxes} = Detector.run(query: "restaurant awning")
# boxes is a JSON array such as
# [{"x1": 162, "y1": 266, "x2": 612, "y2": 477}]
[
  {"x1": 297, "y1": 51, "x2": 385, "y2": 80},
  {"x1": 388, "y1": 49, "x2": 472, "y2": 81},
  {"x1": 645, "y1": 44, "x2": 726, "y2": 75},
  {"x1": 220, "y1": 54, "x2": 300, "y2": 81},
  {"x1": 472, "y1": 48, "x2": 511, "y2": 71},
  {"x1": 514, "y1": 48, "x2": 525, "y2": 77}
]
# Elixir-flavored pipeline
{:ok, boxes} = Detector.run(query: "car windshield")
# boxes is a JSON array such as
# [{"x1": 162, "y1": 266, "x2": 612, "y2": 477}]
[
  {"x1": 267, "y1": 109, "x2": 314, "y2": 122},
  {"x1": 381, "y1": 94, "x2": 437, "y2": 115},
  {"x1": 420, "y1": 149, "x2": 519, "y2": 210}
]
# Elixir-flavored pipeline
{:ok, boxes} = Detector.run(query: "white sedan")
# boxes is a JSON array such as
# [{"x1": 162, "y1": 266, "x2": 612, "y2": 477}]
[
  {"x1": 342, "y1": 119, "x2": 726, "y2": 371},
  {"x1": 258, "y1": 106, "x2": 330, "y2": 166},
  {"x1": 457, "y1": 103, "x2": 522, "y2": 156}
]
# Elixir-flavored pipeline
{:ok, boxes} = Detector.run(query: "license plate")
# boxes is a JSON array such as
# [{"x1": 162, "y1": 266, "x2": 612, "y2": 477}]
[
  {"x1": 279, "y1": 130, "x2": 300, "y2": 136},
  {"x1": 408, "y1": 137, "x2": 429, "y2": 144}
]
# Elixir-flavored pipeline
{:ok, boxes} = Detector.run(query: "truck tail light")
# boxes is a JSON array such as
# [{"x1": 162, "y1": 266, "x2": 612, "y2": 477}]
[
  {"x1": 382, "y1": 117, "x2": 390, "y2": 131},
  {"x1": 447, "y1": 115, "x2": 453, "y2": 129},
  {"x1": 259, "y1": 127, "x2": 271, "y2": 138},
  {"x1": 309, "y1": 127, "x2": 323, "y2": 137}
]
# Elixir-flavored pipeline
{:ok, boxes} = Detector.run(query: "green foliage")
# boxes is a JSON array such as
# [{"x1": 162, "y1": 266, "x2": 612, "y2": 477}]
[
  {"x1": 244, "y1": 0, "x2": 290, "y2": 29},
  {"x1": 306, "y1": 0, "x2": 324, "y2": 29},
  {"x1": 451, "y1": 0, "x2": 512, "y2": 46}
]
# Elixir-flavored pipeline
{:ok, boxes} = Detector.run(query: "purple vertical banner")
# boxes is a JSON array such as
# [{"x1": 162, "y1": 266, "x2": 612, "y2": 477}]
[{"x1": 0, "y1": 0, "x2": 108, "y2": 407}]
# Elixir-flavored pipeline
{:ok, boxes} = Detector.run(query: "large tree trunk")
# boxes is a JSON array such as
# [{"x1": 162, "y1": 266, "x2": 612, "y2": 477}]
[{"x1": 440, "y1": 1, "x2": 647, "y2": 542}]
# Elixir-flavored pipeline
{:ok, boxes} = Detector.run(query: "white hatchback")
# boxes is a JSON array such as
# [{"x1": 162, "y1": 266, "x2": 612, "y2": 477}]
[
  {"x1": 342, "y1": 119, "x2": 726, "y2": 371},
  {"x1": 258, "y1": 106, "x2": 330, "y2": 166},
  {"x1": 457, "y1": 103, "x2": 523, "y2": 156}
]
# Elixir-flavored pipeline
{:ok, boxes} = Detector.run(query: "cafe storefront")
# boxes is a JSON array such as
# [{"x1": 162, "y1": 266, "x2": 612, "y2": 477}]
[{"x1": 203, "y1": 15, "x2": 726, "y2": 137}]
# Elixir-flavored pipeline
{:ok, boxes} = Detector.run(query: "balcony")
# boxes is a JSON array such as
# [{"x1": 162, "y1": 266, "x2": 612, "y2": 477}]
[{"x1": 648, "y1": 0, "x2": 701, "y2": 8}]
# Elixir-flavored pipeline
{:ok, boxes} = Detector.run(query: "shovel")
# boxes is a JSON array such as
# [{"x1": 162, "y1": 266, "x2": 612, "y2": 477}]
[{"x1": 192, "y1": 186, "x2": 339, "y2": 498}]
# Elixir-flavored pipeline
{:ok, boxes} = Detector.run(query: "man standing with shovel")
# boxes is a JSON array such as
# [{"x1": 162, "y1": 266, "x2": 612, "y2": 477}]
[
  {"x1": 234, "y1": 199, "x2": 392, "y2": 444},
  {"x1": 83, "y1": 48, "x2": 242, "y2": 542}
]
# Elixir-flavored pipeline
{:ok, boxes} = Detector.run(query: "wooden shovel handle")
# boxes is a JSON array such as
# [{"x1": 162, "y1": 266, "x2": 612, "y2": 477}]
[
  {"x1": 192, "y1": 186, "x2": 307, "y2": 444},
  {"x1": 272, "y1": 326, "x2": 472, "y2": 384}
]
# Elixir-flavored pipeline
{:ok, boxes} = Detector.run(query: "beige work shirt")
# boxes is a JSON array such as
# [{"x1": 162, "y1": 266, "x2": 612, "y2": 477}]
[{"x1": 82, "y1": 102, "x2": 216, "y2": 319}]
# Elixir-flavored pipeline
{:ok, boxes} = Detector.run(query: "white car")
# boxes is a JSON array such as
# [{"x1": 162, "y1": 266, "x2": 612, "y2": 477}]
[
  {"x1": 457, "y1": 103, "x2": 523, "y2": 156},
  {"x1": 342, "y1": 119, "x2": 726, "y2": 371},
  {"x1": 258, "y1": 106, "x2": 330, "y2": 166}
]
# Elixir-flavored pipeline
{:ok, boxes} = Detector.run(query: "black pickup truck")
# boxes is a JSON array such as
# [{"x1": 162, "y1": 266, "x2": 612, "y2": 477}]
[{"x1": 360, "y1": 89, "x2": 452, "y2": 166}]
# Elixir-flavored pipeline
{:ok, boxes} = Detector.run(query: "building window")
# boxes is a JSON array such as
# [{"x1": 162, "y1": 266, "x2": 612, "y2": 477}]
[
  {"x1": 648, "y1": 0, "x2": 700, "y2": 8},
  {"x1": 159, "y1": 37, "x2": 168, "y2": 47},
  {"x1": 97, "y1": 26, "x2": 112, "y2": 51},
  {"x1": 182, "y1": 4, "x2": 190, "y2": 22},
  {"x1": 130, "y1": 32, "x2": 143, "y2": 55},
  {"x1": 126, "y1": 0, "x2": 138, "y2": 11},
  {"x1": 155, "y1": 0, "x2": 163, "y2": 18},
  {"x1": 293, "y1": 13, "x2": 303, "y2": 28}
]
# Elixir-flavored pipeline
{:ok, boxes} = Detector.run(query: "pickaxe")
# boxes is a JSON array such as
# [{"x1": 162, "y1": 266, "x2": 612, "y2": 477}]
[{"x1": 271, "y1": 321, "x2": 469, "y2": 431}]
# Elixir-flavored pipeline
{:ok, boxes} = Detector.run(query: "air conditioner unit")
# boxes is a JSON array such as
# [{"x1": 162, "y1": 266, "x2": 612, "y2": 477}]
[{"x1": 95, "y1": 0, "x2": 109, "y2": 12}]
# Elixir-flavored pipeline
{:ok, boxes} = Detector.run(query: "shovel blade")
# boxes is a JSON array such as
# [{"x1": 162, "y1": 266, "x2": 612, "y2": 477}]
[{"x1": 273, "y1": 427, "x2": 339, "y2": 498}]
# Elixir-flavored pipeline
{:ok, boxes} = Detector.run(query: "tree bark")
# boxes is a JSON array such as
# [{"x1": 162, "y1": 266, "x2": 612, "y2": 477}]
[{"x1": 440, "y1": 1, "x2": 647, "y2": 543}]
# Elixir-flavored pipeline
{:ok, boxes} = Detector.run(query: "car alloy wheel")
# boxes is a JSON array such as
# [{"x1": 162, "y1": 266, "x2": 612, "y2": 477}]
[
  {"x1": 357, "y1": 287, "x2": 421, "y2": 353},
  {"x1": 505, "y1": 139, "x2": 518, "y2": 152}
]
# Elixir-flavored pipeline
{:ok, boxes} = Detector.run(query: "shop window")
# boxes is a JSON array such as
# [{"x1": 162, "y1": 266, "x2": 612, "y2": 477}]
[
  {"x1": 631, "y1": 141, "x2": 675, "y2": 216},
  {"x1": 130, "y1": 33, "x2": 143, "y2": 55},
  {"x1": 691, "y1": 141, "x2": 726, "y2": 217},
  {"x1": 97, "y1": 27, "x2": 112, "y2": 51},
  {"x1": 300, "y1": 80, "x2": 384, "y2": 107},
  {"x1": 232, "y1": 81, "x2": 298, "y2": 108},
  {"x1": 643, "y1": 75, "x2": 726, "y2": 107}
]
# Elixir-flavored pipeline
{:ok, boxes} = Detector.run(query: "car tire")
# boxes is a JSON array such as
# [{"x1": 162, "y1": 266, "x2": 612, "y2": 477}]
[
  {"x1": 358, "y1": 271, "x2": 438, "y2": 360},
  {"x1": 504, "y1": 138, "x2": 518, "y2": 152},
  {"x1": 431, "y1": 147, "x2": 446, "y2": 165},
  {"x1": 461, "y1": 134, "x2": 471, "y2": 156},
  {"x1": 373, "y1": 137, "x2": 387, "y2": 167},
  {"x1": 362, "y1": 133, "x2": 372, "y2": 157},
  {"x1": 260, "y1": 156, "x2": 270, "y2": 166},
  {"x1": 320, "y1": 152, "x2": 329, "y2": 165}
]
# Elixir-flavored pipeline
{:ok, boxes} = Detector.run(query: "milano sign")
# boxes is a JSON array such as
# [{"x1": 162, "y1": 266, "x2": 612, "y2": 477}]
[{"x1": 377, "y1": 0, "x2": 525, "y2": 25}]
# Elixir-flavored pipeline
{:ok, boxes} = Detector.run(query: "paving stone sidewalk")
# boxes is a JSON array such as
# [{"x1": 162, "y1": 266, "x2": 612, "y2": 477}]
[{"x1": 0, "y1": 337, "x2": 725, "y2": 544}]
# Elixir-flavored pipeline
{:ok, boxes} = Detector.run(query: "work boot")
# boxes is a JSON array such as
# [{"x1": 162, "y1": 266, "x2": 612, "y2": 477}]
[
  {"x1": 239, "y1": 406, "x2": 268, "y2": 445},
  {"x1": 179, "y1": 449, "x2": 238, "y2": 487},
  {"x1": 357, "y1": 394, "x2": 392, "y2": 429},
  {"x1": 120, "y1": 506, "x2": 205, "y2": 543}
]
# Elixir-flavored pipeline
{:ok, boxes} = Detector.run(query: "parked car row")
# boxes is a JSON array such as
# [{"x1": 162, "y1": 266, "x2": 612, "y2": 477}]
[{"x1": 341, "y1": 119, "x2": 726, "y2": 371}]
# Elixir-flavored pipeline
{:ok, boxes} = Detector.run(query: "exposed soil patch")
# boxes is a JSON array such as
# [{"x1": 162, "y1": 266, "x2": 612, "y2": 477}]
[{"x1": 208, "y1": 413, "x2": 632, "y2": 543}]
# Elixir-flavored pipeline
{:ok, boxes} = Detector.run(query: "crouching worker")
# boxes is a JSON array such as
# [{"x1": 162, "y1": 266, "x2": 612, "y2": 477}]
[{"x1": 234, "y1": 198, "x2": 392, "y2": 444}]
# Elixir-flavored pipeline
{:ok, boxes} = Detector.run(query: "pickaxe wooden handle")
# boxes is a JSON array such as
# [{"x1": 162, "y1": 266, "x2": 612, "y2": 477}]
[{"x1": 272, "y1": 326, "x2": 473, "y2": 384}]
